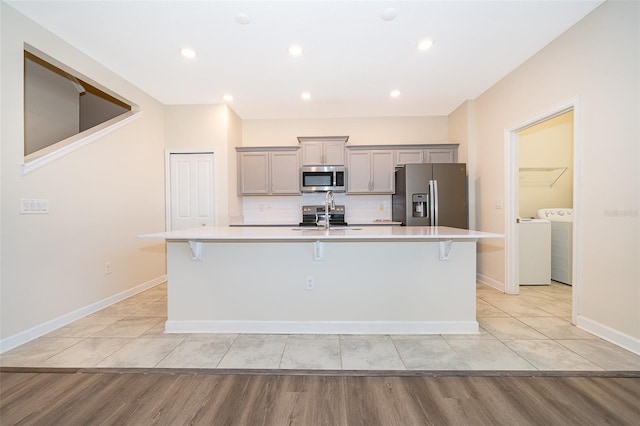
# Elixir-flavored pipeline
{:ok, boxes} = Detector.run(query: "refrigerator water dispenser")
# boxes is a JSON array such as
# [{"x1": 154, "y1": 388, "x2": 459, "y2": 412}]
[{"x1": 412, "y1": 194, "x2": 429, "y2": 218}]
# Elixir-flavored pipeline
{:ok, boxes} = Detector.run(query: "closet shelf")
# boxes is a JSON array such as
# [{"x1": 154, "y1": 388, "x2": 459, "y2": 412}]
[{"x1": 519, "y1": 167, "x2": 568, "y2": 187}]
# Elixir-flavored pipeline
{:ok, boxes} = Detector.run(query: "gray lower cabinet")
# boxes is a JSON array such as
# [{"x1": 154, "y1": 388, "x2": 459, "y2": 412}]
[
  {"x1": 237, "y1": 148, "x2": 300, "y2": 195},
  {"x1": 347, "y1": 150, "x2": 395, "y2": 194}
]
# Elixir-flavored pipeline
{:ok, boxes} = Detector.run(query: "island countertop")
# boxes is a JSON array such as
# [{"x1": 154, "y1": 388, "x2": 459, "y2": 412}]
[
  {"x1": 146, "y1": 225, "x2": 503, "y2": 335},
  {"x1": 141, "y1": 225, "x2": 503, "y2": 242}
]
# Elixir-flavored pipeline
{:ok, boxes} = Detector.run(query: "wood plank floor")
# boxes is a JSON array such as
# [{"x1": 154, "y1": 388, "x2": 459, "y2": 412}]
[{"x1": 1, "y1": 369, "x2": 639, "y2": 425}]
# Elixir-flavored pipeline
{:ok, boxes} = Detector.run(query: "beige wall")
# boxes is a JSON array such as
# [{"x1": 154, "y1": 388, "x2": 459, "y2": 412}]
[
  {"x1": 226, "y1": 108, "x2": 243, "y2": 219},
  {"x1": 1, "y1": 3, "x2": 167, "y2": 343},
  {"x1": 519, "y1": 111, "x2": 573, "y2": 218},
  {"x1": 448, "y1": 101, "x2": 476, "y2": 229},
  {"x1": 164, "y1": 104, "x2": 243, "y2": 226},
  {"x1": 456, "y1": 1, "x2": 639, "y2": 342},
  {"x1": 242, "y1": 116, "x2": 449, "y2": 147},
  {"x1": 447, "y1": 102, "x2": 470, "y2": 165}
]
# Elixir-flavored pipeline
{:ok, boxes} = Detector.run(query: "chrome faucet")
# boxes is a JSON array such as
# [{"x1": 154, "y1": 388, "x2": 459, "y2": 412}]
[{"x1": 323, "y1": 190, "x2": 335, "y2": 229}]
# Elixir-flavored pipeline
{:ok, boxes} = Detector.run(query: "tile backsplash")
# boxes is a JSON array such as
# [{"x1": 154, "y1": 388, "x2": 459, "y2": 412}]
[{"x1": 240, "y1": 194, "x2": 392, "y2": 225}]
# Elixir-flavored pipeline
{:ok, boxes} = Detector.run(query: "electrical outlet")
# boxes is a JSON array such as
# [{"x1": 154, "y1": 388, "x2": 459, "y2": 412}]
[
  {"x1": 305, "y1": 275, "x2": 315, "y2": 290},
  {"x1": 104, "y1": 261, "x2": 112, "y2": 275}
]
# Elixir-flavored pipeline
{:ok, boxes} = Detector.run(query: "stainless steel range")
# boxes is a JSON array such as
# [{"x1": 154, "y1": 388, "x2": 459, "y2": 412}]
[{"x1": 299, "y1": 205, "x2": 347, "y2": 227}]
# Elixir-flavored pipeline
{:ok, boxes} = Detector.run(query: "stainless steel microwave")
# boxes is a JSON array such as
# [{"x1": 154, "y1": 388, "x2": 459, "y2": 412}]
[{"x1": 300, "y1": 165, "x2": 346, "y2": 192}]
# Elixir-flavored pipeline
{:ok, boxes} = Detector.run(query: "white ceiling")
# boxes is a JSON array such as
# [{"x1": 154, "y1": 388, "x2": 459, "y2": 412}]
[{"x1": 7, "y1": 0, "x2": 603, "y2": 120}]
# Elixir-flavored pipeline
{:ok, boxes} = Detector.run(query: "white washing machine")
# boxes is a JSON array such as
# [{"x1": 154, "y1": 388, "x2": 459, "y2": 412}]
[
  {"x1": 538, "y1": 208, "x2": 573, "y2": 285},
  {"x1": 518, "y1": 219, "x2": 551, "y2": 285}
]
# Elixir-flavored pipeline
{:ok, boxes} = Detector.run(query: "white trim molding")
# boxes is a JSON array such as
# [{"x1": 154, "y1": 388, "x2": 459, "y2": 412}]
[
  {"x1": 164, "y1": 320, "x2": 480, "y2": 335},
  {"x1": 22, "y1": 110, "x2": 143, "y2": 175},
  {"x1": 577, "y1": 316, "x2": 640, "y2": 356},
  {"x1": 476, "y1": 273, "x2": 505, "y2": 292},
  {"x1": 0, "y1": 275, "x2": 166, "y2": 354}
]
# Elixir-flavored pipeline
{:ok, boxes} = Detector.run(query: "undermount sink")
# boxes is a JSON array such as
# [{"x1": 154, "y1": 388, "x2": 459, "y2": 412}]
[{"x1": 290, "y1": 227, "x2": 363, "y2": 231}]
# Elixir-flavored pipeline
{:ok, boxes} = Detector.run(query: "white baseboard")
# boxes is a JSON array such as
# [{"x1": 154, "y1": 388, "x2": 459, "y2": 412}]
[
  {"x1": 164, "y1": 320, "x2": 480, "y2": 335},
  {"x1": 476, "y1": 273, "x2": 504, "y2": 292},
  {"x1": 576, "y1": 315, "x2": 640, "y2": 356},
  {"x1": 0, "y1": 275, "x2": 166, "y2": 354}
]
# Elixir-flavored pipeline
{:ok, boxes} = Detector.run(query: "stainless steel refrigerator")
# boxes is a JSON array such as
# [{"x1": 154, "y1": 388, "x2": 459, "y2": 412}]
[{"x1": 392, "y1": 163, "x2": 468, "y2": 228}]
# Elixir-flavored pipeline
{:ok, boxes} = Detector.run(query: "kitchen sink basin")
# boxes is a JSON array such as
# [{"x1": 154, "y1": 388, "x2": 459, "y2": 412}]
[{"x1": 290, "y1": 227, "x2": 363, "y2": 231}]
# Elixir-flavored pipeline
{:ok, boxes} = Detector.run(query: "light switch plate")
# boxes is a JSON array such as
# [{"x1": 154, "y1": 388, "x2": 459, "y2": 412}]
[{"x1": 20, "y1": 198, "x2": 49, "y2": 214}]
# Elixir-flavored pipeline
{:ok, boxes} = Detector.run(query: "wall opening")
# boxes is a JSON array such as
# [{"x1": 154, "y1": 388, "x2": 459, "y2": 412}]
[
  {"x1": 22, "y1": 45, "x2": 140, "y2": 174},
  {"x1": 505, "y1": 98, "x2": 581, "y2": 325}
]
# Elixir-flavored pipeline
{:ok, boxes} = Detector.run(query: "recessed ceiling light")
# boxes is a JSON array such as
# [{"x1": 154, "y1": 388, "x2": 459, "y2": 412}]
[
  {"x1": 417, "y1": 39, "x2": 434, "y2": 51},
  {"x1": 381, "y1": 8, "x2": 398, "y2": 21},
  {"x1": 223, "y1": 94, "x2": 234, "y2": 102},
  {"x1": 235, "y1": 14, "x2": 251, "y2": 25},
  {"x1": 390, "y1": 90, "x2": 401, "y2": 98},
  {"x1": 288, "y1": 45, "x2": 303, "y2": 57},
  {"x1": 180, "y1": 48, "x2": 197, "y2": 59},
  {"x1": 301, "y1": 92, "x2": 311, "y2": 100}
]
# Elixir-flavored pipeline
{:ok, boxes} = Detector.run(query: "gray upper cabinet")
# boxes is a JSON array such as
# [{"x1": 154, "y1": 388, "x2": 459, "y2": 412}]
[
  {"x1": 395, "y1": 145, "x2": 459, "y2": 165},
  {"x1": 346, "y1": 149, "x2": 395, "y2": 194},
  {"x1": 237, "y1": 147, "x2": 300, "y2": 195},
  {"x1": 271, "y1": 150, "x2": 301, "y2": 194},
  {"x1": 395, "y1": 149, "x2": 424, "y2": 166},
  {"x1": 236, "y1": 143, "x2": 457, "y2": 196},
  {"x1": 238, "y1": 151, "x2": 270, "y2": 194},
  {"x1": 298, "y1": 136, "x2": 348, "y2": 165},
  {"x1": 424, "y1": 147, "x2": 458, "y2": 163}
]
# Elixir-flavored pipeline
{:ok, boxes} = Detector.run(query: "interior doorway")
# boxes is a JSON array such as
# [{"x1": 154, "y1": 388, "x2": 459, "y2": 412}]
[
  {"x1": 166, "y1": 151, "x2": 215, "y2": 231},
  {"x1": 505, "y1": 99, "x2": 581, "y2": 324}
]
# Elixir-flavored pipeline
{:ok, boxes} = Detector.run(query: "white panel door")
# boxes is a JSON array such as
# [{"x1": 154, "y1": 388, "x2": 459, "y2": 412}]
[{"x1": 170, "y1": 153, "x2": 215, "y2": 230}]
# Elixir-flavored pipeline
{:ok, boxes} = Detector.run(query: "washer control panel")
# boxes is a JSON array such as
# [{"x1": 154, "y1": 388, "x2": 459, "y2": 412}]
[{"x1": 537, "y1": 208, "x2": 573, "y2": 222}]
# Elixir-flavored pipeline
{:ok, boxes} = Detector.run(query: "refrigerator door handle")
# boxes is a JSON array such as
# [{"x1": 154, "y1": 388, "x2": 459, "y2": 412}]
[
  {"x1": 428, "y1": 180, "x2": 436, "y2": 226},
  {"x1": 433, "y1": 179, "x2": 439, "y2": 226}
]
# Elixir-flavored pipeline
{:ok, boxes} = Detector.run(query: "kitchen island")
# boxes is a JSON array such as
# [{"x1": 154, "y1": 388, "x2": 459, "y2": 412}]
[{"x1": 142, "y1": 226, "x2": 502, "y2": 335}]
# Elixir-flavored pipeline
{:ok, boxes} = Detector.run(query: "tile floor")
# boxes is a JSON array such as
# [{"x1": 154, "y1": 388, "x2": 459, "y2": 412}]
[{"x1": 2, "y1": 282, "x2": 640, "y2": 371}]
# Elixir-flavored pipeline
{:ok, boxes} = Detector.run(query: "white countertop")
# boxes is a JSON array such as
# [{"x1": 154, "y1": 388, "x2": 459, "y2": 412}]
[
  {"x1": 141, "y1": 226, "x2": 503, "y2": 242},
  {"x1": 228, "y1": 220, "x2": 403, "y2": 227}
]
